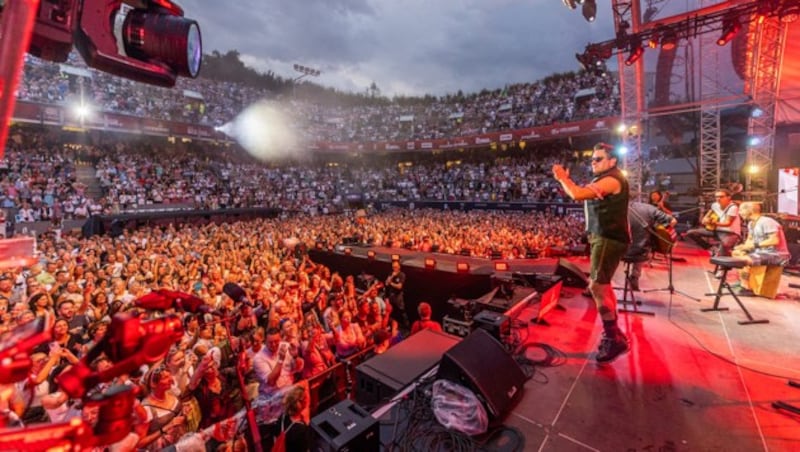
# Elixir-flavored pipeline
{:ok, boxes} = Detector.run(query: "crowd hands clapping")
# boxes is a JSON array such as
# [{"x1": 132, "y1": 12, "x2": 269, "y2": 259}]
[{"x1": 18, "y1": 53, "x2": 618, "y2": 143}]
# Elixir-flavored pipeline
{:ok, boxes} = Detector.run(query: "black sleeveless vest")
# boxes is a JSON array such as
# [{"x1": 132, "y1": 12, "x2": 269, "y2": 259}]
[{"x1": 585, "y1": 167, "x2": 630, "y2": 243}]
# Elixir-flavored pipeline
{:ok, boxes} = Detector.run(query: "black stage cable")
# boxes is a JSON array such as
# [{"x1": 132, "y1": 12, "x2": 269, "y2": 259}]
[
  {"x1": 669, "y1": 317, "x2": 800, "y2": 381},
  {"x1": 516, "y1": 342, "x2": 567, "y2": 368}
]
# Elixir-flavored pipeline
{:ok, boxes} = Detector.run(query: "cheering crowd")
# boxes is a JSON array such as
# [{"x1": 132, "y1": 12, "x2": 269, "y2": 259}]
[{"x1": 0, "y1": 203, "x2": 587, "y2": 449}]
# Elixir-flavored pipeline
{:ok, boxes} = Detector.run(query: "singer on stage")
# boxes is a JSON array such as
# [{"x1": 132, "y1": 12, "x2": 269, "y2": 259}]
[{"x1": 552, "y1": 143, "x2": 630, "y2": 363}]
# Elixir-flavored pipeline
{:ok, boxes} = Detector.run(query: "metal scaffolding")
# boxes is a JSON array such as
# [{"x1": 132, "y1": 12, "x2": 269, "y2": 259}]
[
  {"x1": 589, "y1": 0, "x2": 788, "y2": 199},
  {"x1": 612, "y1": 0, "x2": 645, "y2": 200},
  {"x1": 746, "y1": 15, "x2": 787, "y2": 198},
  {"x1": 698, "y1": 0, "x2": 723, "y2": 195}
]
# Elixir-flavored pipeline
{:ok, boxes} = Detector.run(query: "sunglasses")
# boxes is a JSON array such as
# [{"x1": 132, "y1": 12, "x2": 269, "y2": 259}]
[{"x1": 591, "y1": 157, "x2": 606, "y2": 163}]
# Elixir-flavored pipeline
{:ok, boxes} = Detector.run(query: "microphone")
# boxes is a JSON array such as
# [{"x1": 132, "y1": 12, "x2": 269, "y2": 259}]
[{"x1": 135, "y1": 289, "x2": 211, "y2": 314}]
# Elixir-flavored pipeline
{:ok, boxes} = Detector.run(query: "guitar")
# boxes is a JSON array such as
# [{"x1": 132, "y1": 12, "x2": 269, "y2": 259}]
[
  {"x1": 652, "y1": 224, "x2": 678, "y2": 254},
  {"x1": 704, "y1": 211, "x2": 719, "y2": 231}
]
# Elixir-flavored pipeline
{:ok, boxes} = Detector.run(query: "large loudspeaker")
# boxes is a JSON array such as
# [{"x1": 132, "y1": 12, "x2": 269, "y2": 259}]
[
  {"x1": 437, "y1": 329, "x2": 525, "y2": 419},
  {"x1": 310, "y1": 399, "x2": 379, "y2": 452},
  {"x1": 555, "y1": 258, "x2": 589, "y2": 288}
]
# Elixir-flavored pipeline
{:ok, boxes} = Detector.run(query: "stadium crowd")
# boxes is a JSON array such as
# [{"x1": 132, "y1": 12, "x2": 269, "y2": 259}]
[
  {"x1": 18, "y1": 53, "x2": 619, "y2": 143},
  {"x1": 0, "y1": 201, "x2": 586, "y2": 449},
  {"x1": 0, "y1": 50, "x2": 612, "y2": 451},
  {"x1": 3, "y1": 131, "x2": 592, "y2": 223}
]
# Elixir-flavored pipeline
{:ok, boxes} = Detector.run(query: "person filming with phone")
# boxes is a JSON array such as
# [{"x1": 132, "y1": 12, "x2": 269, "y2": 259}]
[{"x1": 253, "y1": 327, "x2": 303, "y2": 398}]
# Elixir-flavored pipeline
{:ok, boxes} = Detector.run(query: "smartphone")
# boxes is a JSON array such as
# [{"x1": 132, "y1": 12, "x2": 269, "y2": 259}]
[{"x1": 278, "y1": 342, "x2": 290, "y2": 359}]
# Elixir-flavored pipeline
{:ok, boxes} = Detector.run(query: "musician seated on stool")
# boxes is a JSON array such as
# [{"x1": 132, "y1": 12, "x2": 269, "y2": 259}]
[
  {"x1": 626, "y1": 201, "x2": 677, "y2": 291},
  {"x1": 649, "y1": 190, "x2": 673, "y2": 215},
  {"x1": 731, "y1": 202, "x2": 791, "y2": 295},
  {"x1": 686, "y1": 189, "x2": 741, "y2": 261}
]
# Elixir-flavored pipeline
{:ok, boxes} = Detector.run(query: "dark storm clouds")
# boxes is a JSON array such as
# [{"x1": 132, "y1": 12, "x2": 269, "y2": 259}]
[{"x1": 178, "y1": 0, "x2": 617, "y2": 96}]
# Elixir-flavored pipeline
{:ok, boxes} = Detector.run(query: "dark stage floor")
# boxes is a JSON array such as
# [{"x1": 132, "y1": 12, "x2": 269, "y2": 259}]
[
  {"x1": 487, "y1": 241, "x2": 800, "y2": 452},
  {"x1": 368, "y1": 241, "x2": 800, "y2": 451}
]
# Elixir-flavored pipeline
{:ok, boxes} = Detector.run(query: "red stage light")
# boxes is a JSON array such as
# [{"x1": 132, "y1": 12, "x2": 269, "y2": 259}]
[
  {"x1": 367, "y1": 250, "x2": 376, "y2": 260},
  {"x1": 424, "y1": 258, "x2": 436, "y2": 270},
  {"x1": 716, "y1": 17, "x2": 741, "y2": 46},
  {"x1": 456, "y1": 262, "x2": 470, "y2": 273},
  {"x1": 494, "y1": 262, "x2": 510, "y2": 272}
]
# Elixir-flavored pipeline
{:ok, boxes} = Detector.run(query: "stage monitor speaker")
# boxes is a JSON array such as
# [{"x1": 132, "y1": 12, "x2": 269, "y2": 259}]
[
  {"x1": 356, "y1": 329, "x2": 461, "y2": 408},
  {"x1": 437, "y1": 329, "x2": 525, "y2": 419},
  {"x1": 311, "y1": 399, "x2": 379, "y2": 452},
  {"x1": 556, "y1": 258, "x2": 589, "y2": 288}
]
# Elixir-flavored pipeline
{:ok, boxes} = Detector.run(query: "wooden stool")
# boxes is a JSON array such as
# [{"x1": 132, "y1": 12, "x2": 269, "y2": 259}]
[
  {"x1": 703, "y1": 257, "x2": 769, "y2": 325},
  {"x1": 748, "y1": 265, "x2": 783, "y2": 299},
  {"x1": 618, "y1": 255, "x2": 654, "y2": 316}
]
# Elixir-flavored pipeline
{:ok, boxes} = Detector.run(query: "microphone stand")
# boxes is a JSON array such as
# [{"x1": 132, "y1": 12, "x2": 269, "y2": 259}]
[
  {"x1": 219, "y1": 309, "x2": 262, "y2": 452},
  {"x1": 643, "y1": 228, "x2": 700, "y2": 317}
]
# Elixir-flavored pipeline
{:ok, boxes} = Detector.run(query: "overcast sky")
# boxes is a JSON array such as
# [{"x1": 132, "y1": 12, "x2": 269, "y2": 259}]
[{"x1": 177, "y1": 0, "x2": 701, "y2": 97}]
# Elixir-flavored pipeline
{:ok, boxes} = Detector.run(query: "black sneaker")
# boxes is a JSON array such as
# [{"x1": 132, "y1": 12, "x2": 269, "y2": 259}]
[{"x1": 595, "y1": 333, "x2": 629, "y2": 364}]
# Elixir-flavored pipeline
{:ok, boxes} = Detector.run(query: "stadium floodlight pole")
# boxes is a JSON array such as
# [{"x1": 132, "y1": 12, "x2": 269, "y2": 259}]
[{"x1": 292, "y1": 63, "x2": 321, "y2": 96}]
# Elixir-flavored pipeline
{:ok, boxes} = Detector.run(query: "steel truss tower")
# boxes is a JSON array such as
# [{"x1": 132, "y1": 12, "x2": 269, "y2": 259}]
[
  {"x1": 612, "y1": 0, "x2": 645, "y2": 200},
  {"x1": 698, "y1": 0, "x2": 723, "y2": 196},
  {"x1": 597, "y1": 1, "x2": 787, "y2": 200},
  {"x1": 746, "y1": 15, "x2": 787, "y2": 198}
]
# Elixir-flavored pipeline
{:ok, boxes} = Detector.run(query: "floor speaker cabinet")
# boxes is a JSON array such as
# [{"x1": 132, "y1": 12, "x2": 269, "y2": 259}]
[
  {"x1": 556, "y1": 258, "x2": 589, "y2": 288},
  {"x1": 472, "y1": 310, "x2": 510, "y2": 342},
  {"x1": 356, "y1": 329, "x2": 461, "y2": 408},
  {"x1": 310, "y1": 399, "x2": 379, "y2": 452},
  {"x1": 437, "y1": 329, "x2": 526, "y2": 419}
]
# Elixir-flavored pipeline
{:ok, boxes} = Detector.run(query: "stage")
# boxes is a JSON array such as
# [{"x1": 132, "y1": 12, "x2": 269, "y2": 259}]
[{"x1": 371, "y1": 241, "x2": 800, "y2": 451}]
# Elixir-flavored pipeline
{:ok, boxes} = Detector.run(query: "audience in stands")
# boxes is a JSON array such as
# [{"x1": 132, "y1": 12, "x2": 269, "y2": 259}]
[{"x1": 18, "y1": 53, "x2": 619, "y2": 143}]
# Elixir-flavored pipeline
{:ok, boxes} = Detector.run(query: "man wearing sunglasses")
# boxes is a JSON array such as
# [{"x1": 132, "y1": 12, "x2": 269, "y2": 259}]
[{"x1": 552, "y1": 143, "x2": 630, "y2": 363}]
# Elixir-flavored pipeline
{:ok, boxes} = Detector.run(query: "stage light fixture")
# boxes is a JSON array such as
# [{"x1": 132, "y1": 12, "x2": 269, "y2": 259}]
[
  {"x1": 391, "y1": 254, "x2": 400, "y2": 262},
  {"x1": 367, "y1": 250, "x2": 376, "y2": 260},
  {"x1": 780, "y1": 2, "x2": 800, "y2": 23},
  {"x1": 625, "y1": 37, "x2": 644, "y2": 66},
  {"x1": 748, "y1": 164, "x2": 760, "y2": 174},
  {"x1": 562, "y1": 0, "x2": 578, "y2": 10},
  {"x1": 716, "y1": 16, "x2": 741, "y2": 46},
  {"x1": 750, "y1": 106, "x2": 764, "y2": 118},
  {"x1": 748, "y1": 136, "x2": 762, "y2": 147},
  {"x1": 593, "y1": 60, "x2": 608, "y2": 77},
  {"x1": 661, "y1": 29, "x2": 677, "y2": 50},
  {"x1": 344, "y1": 247, "x2": 352, "y2": 256},
  {"x1": 494, "y1": 262, "x2": 510, "y2": 272},
  {"x1": 617, "y1": 145, "x2": 629, "y2": 156},
  {"x1": 648, "y1": 34, "x2": 659, "y2": 49},
  {"x1": 456, "y1": 262, "x2": 470, "y2": 273},
  {"x1": 424, "y1": 258, "x2": 436, "y2": 270},
  {"x1": 617, "y1": 123, "x2": 628, "y2": 135},
  {"x1": 582, "y1": 0, "x2": 597, "y2": 22}
]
